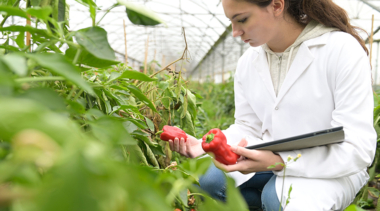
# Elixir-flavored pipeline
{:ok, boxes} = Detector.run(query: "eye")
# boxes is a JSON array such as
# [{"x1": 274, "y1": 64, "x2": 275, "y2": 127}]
[{"x1": 238, "y1": 18, "x2": 247, "y2": 23}]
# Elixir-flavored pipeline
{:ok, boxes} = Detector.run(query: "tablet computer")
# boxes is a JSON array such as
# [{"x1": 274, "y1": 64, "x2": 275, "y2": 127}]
[{"x1": 245, "y1": 126, "x2": 344, "y2": 152}]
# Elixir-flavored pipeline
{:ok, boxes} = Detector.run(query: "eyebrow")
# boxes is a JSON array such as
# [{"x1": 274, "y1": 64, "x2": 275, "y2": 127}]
[{"x1": 231, "y1": 13, "x2": 244, "y2": 20}]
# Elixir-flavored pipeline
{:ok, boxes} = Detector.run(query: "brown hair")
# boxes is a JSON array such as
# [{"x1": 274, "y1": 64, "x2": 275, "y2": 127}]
[{"x1": 241, "y1": 0, "x2": 369, "y2": 55}]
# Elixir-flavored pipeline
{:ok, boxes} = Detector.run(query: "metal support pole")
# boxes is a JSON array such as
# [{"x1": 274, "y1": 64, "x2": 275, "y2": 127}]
[
  {"x1": 212, "y1": 50, "x2": 216, "y2": 83},
  {"x1": 222, "y1": 39, "x2": 225, "y2": 84},
  {"x1": 376, "y1": 42, "x2": 380, "y2": 85},
  {"x1": 199, "y1": 62, "x2": 202, "y2": 84}
]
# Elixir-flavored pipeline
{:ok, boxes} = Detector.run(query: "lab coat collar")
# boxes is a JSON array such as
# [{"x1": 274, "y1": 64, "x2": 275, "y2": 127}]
[{"x1": 253, "y1": 34, "x2": 329, "y2": 106}]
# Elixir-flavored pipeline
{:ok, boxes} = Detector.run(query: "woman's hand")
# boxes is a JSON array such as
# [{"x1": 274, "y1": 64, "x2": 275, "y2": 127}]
[
  {"x1": 169, "y1": 135, "x2": 205, "y2": 158},
  {"x1": 214, "y1": 138, "x2": 284, "y2": 174}
]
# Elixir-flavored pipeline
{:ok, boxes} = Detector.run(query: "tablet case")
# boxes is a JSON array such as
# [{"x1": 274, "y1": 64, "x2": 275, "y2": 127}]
[{"x1": 245, "y1": 126, "x2": 344, "y2": 152}]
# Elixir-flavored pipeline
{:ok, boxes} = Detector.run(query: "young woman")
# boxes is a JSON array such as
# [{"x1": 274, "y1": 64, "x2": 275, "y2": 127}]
[{"x1": 169, "y1": 0, "x2": 377, "y2": 210}]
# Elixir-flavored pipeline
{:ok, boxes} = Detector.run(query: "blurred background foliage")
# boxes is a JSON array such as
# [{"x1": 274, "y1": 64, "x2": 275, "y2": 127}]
[{"x1": 0, "y1": 0, "x2": 249, "y2": 210}]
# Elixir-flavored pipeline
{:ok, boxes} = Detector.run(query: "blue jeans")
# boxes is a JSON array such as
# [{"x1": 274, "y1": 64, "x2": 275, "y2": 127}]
[{"x1": 199, "y1": 164, "x2": 282, "y2": 211}]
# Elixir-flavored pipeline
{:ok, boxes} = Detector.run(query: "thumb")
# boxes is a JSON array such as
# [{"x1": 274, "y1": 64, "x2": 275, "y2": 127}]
[{"x1": 237, "y1": 138, "x2": 248, "y2": 147}]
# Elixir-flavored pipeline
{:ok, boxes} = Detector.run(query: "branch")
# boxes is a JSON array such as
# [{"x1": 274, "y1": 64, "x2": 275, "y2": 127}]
[{"x1": 149, "y1": 27, "x2": 189, "y2": 78}]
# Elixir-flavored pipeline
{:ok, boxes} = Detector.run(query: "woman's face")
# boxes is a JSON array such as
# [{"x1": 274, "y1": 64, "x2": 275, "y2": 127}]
[{"x1": 222, "y1": 0, "x2": 279, "y2": 47}]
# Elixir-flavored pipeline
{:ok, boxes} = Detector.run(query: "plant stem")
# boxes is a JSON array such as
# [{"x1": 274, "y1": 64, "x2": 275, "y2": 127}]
[
  {"x1": 73, "y1": 89, "x2": 84, "y2": 101},
  {"x1": 15, "y1": 76, "x2": 65, "y2": 83},
  {"x1": 376, "y1": 194, "x2": 380, "y2": 211},
  {"x1": 66, "y1": 86, "x2": 76, "y2": 100},
  {"x1": 73, "y1": 48, "x2": 82, "y2": 65},
  {"x1": 0, "y1": 0, "x2": 22, "y2": 28},
  {"x1": 280, "y1": 166, "x2": 286, "y2": 211},
  {"x1": 96, "y1": 4, "x2": 120, "y2": 26},
  {"x1": 361, "y1": 184, "x2": 369, "y2": 201}
]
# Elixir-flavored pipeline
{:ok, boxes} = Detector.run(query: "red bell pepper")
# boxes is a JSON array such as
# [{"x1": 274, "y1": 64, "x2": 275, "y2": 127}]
[
  {"x1": 160, "y1": 125, "x2": 188, "y2": 142},
  {"x1": 201, "y1": 128, "x2": 239, "y2": 165}
]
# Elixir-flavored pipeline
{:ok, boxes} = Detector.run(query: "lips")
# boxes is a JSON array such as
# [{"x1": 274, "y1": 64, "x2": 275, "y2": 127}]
[{"x1": 243, "y1": 39, "x2": 250, "y2": 43}]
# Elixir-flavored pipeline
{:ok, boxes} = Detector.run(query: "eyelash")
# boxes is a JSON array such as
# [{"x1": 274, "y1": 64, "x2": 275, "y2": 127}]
[{"x1": 238, "y1": 18, "x2": 247, "y2": 23}]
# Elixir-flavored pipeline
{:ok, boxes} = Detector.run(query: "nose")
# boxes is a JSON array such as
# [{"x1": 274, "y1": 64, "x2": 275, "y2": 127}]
[{"x1": 232, "y1": 24, "x2": 243, "y2": 37}]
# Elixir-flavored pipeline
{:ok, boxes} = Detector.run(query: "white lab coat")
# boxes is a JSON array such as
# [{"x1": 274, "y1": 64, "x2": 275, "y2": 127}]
[{"x1": 222, "y1": 31, "x2": 377, "y2": 210}]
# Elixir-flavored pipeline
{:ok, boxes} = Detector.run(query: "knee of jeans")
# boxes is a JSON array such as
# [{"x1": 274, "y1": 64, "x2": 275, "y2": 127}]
[
  {"x1": 198, "y1": 165, "x2": 226, "y2": 201},
  {"x1": 261, "y1": 175, "x2": 282, "y2": 211}
]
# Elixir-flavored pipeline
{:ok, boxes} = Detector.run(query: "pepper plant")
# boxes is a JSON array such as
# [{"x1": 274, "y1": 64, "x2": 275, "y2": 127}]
[{"x1": 0, "y1": 0, "x2": 250, "y2": 210}]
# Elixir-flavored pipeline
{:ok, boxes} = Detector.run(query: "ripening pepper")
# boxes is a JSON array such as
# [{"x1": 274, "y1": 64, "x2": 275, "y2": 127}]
[
  {"x1": 201, "y1": 128, "x2": 240, "y2": 165},
  {"x1": 160, "y1": 125, "x2": 188, "y2": 142}
]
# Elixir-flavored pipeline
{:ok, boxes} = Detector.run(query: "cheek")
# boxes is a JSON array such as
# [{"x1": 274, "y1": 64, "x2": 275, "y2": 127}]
[{"x1": 246, "y1": 22, "x2": 271, "y2": 46}]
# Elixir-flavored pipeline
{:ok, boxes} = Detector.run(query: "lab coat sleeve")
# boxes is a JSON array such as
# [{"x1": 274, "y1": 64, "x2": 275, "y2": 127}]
[
  {"x1": 274, "y1": 36, "x2": 377, "y2": 178},
  {"x1": 222, "y1": 54, "x2": 264, "y2": 147}
]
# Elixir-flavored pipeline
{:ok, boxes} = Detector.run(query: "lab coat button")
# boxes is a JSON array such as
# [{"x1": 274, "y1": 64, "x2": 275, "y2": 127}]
[{"x1": 275, "y1": 107, "x2": 279, "y2": 110}]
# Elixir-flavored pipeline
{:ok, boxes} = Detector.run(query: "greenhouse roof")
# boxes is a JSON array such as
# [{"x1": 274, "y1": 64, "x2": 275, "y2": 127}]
[{"x1": 43, "y1": 0, "x2": 380, "y2": 81}]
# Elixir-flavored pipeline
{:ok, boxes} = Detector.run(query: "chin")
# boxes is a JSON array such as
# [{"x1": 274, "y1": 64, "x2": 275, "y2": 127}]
[
  {"x1": 249, "y1": 42, "x2": 259, "y2": 47},
  {"x1": 249, "y1": 40, "x2": 265, "y2": 47}
]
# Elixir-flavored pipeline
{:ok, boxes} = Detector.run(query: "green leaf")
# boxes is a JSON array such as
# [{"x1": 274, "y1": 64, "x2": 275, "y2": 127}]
[
  {"x1": 0, "y1": 98, "x2": 84, "y2": 145},
  {"x1": 51, "y1": 0, "x2": 66, "y2": 22},
  {"x1": 267, "y1": 162, "x2": 285, "y2": 169},
  {"x1": 178, "y1": 157, "x2": 212, "y2": 182},
  {"x1": 67, "y1": 100, "x2": 85, "y2": 114},
  {"x1": 158, "y1": 81, "x2": 169, "y2": 95},
  {"x1": 26, "y1": 53, "x2": 95, "y2": 95},
  {"x1": 181, "y1": 94, "x2": 187, "y2": 118},
  {"x1": 123, "y1": 121, "x2": 138, "y2": 133},
  {"x1": 182, "y1": 111, "x2": 195, "y2": 136},
  {"x1": 127, "y1": 85, "x2": 157, "y2": 113},
  {"x1": 225, "y1": 177, "x2": 249, "y2": 211},
  {"x1": 138, "y1": 140, "x2": 159, "y2": 167},
  {"x1": 145, "y1": 117, "x2": 154, "y2": 131},
  {"x1": 132, "y1": 133, "x2": 156, "y2": 148},
  {"x1": 149, "y1": 144, "x2": 165, "y2": 156},
  {"x1": 1, "y1": 53, "x2": 27, "y2": 76},
  {"x1": 0, "y1": 5, "x2": 30, "y2": 19},
  {"x1": 75, "y1": 26, "x2": 116, "y2": 61},
  {"x1": 112, "y1": 105, "x2": 141, "y2": 116},
  {"x1": 0, "y1": 0, "x2": 20, "y2": 7},
  {"x1": 0, "y1": 68, "x2": 15, "y2": 97},
  {"x1": 26, "y1": 6, "x2": 52, "y2": 20},
  {"x1": 125, "y1": 118, "x2": 148, "y2": 130},
  {"x1": 197, "y1": 176, "x2": 249, "y2": 211},
  {"x1": 0, "y1": 44, "x2": 20, "y2": 52},
  {"x1": 65, "y1": 47, "x2": 119, "y2": 68},
  {"x1": 344, "y1": 205, "x2": 367, "y2": 211},
  {"x1": 31, "y1": 0, "x2": 42, "y2": 6},
  {"x1": 286, "y1": 184, "x2": 292, "y2": 206},
  {"x1": 367, "y1": 187, "x2": 380, "y2": 198},
  {"x1": 186, "y1": 89, "x2": 197, "y2": 120},
  {"x1": 89, "y1": 116, "x2": 135, "y2": 145},
  {"x1": 15, "y1": 31, "x2": 25, "y2": 48},
  {"x1": 17, "y1": 87, "x2": 66, "y2": 111},
  {"x1": 117, "y1": 70, "x2": 156, "y2": 82},
  {"x1": 117, "y1": 0, "x2": 165, "y2": 26},
  {"x1": 0, "y1": 25, "x2": 51, "y2": 38},
  {"x1": 73, "y1": 0, "x2": 96, "y2": 7}
]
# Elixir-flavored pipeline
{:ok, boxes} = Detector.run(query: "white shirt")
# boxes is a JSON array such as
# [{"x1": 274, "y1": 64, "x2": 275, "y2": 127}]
[{"x1": 222, "y1": 31, "x2": 376, "y2": 210}]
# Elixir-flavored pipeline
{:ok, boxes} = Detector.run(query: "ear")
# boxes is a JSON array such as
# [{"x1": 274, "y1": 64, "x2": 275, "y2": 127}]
[{"x1": 272, "y1": 0, "x2": 285, "y2": 17}]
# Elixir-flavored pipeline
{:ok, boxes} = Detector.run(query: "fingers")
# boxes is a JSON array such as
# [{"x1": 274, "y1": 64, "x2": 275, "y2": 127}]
[
  {"x1": 237, "y1": 156, "x2": 246, "y2": 162},
  {"x1": 169, "y1": 138, "x2": 189, "y2": 157},
  {"x1": 169, "y1": 139, "x2": 174, "y2": 151},
  {"x1": 221, "y1": 161, "x2": 250, "y2": 172},
  {"x1": 179, "y1": 138, "x2": 186, "y2": 155},
  {"x1": 213, "y1": 157, "x2": 250, "y2": 173},
  {"x1": 231, "y1": 146, "x2": 256, "y2": 159},
  {"x1": 213, "y1": 159, "x2": 228, "y2": 172},
  {"x1": 186, "y1": 137, "x2": 193, "y2": 158},
  {"x1": 173, "y1": 138, "x2": 180, "y2": 152},
  {"x1": 237, "y1": 138, "x2": 248, "y2": 147}
]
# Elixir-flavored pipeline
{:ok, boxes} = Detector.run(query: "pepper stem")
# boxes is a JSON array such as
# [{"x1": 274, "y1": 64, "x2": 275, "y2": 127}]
[{"x1": 205, "y1": 133, "x2": 215, "y2": 143}]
